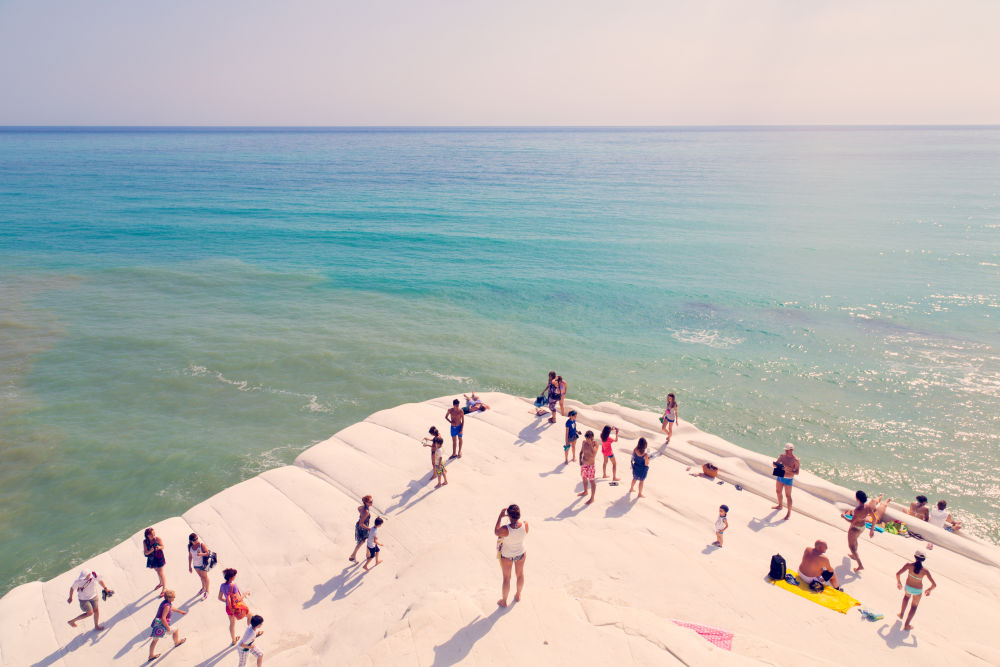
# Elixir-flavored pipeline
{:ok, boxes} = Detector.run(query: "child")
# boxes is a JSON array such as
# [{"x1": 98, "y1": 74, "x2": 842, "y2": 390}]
[
  {"x1": 431, "y1": 436, "x2": 448, "y2": 487},
  {"x1": 564, "y1": 410, "x2": 579, "y2": 464},
  {"x1": 629, "y1": 438, "x2": 650, "y2": 497},
  {"x1": 661, "y1": 393, "x2": 678, "y2": 444},
  {"x1": 422, "y1": 427, "x2": 440, "y2": 480},
  {"x1": 364, "y1": 517, "x2": 385, "y2": 571},
  {"x1": 713, "y1": 505, "x2": 729, "y2": 547},
  {"x1": 600, "y1": 425, "x2": 619, "y2": 482},
  {"x1": 238, "y1": 614, "x2": 265, "y2": 667}
]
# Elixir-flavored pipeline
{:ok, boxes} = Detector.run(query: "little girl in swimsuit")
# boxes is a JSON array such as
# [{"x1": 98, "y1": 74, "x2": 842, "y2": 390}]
[
  {"x1": 895, "y1": 551, "x2": 936, "y2": 631},
  {"x1": 661, "y1": 394, "x2": 678, "y2": 444}
]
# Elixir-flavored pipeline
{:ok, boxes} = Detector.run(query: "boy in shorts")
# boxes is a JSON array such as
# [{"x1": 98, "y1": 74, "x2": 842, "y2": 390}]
[
  {"x1": 364, "y1": 517, "x2": 385, "y2": 571},
  {"x1": 238, "y1": 614, "x2": 264, "y2": 667},
  {"x1": 564, "y1": 411, "x2": 579, "y2": 464},
  {"x1": 577, "y1": 431, "x2": 599, "y2": 505}
]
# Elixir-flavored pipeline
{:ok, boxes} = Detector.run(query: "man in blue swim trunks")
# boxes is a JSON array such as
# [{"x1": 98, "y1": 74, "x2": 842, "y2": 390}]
[
  {"x1": 446, "y1": 399, "x2": 465, "y2": 459},
  {"x1": 772, "y1": 443, "x2": 800, "y2": 521}
]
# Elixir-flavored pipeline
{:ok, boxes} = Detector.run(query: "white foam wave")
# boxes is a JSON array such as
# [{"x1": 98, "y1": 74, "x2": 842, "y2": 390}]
[
  {"x1": 185, "y1": 364, "x2": 333, "y2": 412},
  {"x1": 670, "y1": 329, "x2": 744, "y2": 349}
]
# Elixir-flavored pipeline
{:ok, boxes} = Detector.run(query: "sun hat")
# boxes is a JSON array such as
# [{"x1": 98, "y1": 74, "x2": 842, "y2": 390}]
[
  {"x1": 914, "y1": 550, "x2": 927, "y2": 559},
  {"x1": 785, "y1": 443, "x2": 795, "y2": 450}
]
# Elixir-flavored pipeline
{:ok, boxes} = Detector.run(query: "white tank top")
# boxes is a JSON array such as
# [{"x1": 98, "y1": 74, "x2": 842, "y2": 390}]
[
  {"x1": 500, "y1": 522, "x2": 526, "y2": 558},
  {"x1": 928, "y1": 507, "x2": 948, "y2": 528},
  {"x1": 189, "y1": 543, "x2": 204, "y2": 568}
]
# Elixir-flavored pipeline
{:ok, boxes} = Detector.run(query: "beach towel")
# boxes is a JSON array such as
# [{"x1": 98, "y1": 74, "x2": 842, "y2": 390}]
[
  {"x1": 672, "y1": 620, "x2": 733, "y2": 651},
  {"x1": 770, "y1": 570, "x2": 861, "y2": 613}
]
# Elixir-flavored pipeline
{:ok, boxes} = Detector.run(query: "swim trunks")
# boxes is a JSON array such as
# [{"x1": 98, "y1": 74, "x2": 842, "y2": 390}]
[
  {"x1": 450, "y1": 424, "x2": 463, "y2": 437},
  {"x1": 581, "y1": 465, "x2": 595, "y2": 480},
  {"x1": 904, "y1": 584, "x2": 922, "y2": 596},
  {"x1": 434, "y1": 460, "x2": 445, "y2": 476},
  {"x1": 778, "y1": 476, "x2": 794, "y2": 486}
]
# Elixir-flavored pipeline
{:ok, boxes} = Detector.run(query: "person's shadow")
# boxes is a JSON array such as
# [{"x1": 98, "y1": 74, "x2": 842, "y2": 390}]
[
  {"x1": 538, "y1": 463, "x2": 569, "y2": 478},
  {"x1": 431, "y1": 606, "x2": 506, "y2": 667},
  {"x1": 303, "y1": 565, "x2": 365, "y2": 608},
  {"x1": 747, "y1": 511, "x2": 783, "y2": 532},
  {"x1": 545, "y1": 497, "x2": 587, "y2": 522},
  {"x1": 701, "y1": 543, "x2": 721, "y2": 555},
  {"x1": 604, "y1": 494, "x2": 637, "y2": 518},
  {"x1": 835, "y1": 557, "x2": 860, "y2": 586},
  {"x1": 514, "y1": 420, "x2": 548, "y2": 445},
  {"x1": 878, "y1": 620, "x2": 918, "y2": 648},
  {"x1": 30, "y1": 631, "x2": 98, "y2": 667},
  {"x1": 107, "y1": 589, "x2": 162, "y2": 658},
  {"x1": 385, "y1": 474, "x2": 439, "y2": 515}
]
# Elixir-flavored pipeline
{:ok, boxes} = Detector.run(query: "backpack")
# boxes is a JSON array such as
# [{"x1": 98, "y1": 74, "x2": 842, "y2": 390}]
[{"x1": 769, "y1": 554, "x2": 786, "y2": 581}]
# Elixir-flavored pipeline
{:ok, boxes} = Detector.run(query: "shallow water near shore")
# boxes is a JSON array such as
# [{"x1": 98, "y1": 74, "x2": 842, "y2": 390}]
[{"x1": 1, "y1": 126, "x2": 998, "y2": 595}]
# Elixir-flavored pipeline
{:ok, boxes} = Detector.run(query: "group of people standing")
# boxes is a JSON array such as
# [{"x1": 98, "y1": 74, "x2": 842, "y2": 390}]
[{"x1": 65, "y1": 525, "x2": 267, "y2": 664}]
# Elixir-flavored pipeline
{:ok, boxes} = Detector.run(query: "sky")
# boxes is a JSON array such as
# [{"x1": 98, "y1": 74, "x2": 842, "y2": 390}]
[{"x1": 0, "y1": 0, "x2": 998, "y2": 125}]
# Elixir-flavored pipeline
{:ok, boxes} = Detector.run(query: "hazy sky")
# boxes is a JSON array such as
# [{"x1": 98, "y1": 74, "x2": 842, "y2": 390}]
[{"x1": 1, "y1": 0, "x2": 997, "y2": 125}]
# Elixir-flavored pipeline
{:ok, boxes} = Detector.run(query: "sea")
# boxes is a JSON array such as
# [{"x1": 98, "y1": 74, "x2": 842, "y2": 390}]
[{"x1": 1, "y1": 126, "x2": 998, "y2": 596}]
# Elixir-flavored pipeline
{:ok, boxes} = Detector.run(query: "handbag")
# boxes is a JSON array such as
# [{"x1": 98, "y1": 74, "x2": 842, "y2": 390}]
[
  {"x1": 151, "y1": 618, "x2": 166, "y2": 637},
  {"x1": 772, "y1": 462, "x2": 785, "y2": 478}
]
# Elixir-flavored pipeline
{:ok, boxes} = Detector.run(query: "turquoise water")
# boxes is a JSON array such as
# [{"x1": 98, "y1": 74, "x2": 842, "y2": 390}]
[{"x1": 1, "y1": 127, "x2": 998, "y2": 595}]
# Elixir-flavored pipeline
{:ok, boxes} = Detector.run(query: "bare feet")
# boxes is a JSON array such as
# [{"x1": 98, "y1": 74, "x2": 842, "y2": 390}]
[
  {"x1": 711, "y1": 541, "x2": 721, "y2": 547},
  {"x1": 232, "y1": 637, "x2": 239, "y2": 646},
  {"x1": 348, "y1": 557, "x2": 356, "y2": 562},
  {"x1": 514, "y1": 593, "x2": 521, "y2": 602},
  {"x1": 637, "y1": 493, "x2": 645, "y2": 498},
  {"x1": 612, "y1": 477, "x2": 620, "y2": 482},
  {"x1": 68, "y1": 620, "x2": 77, "y2": 628},
  {"x1": 149, "y1": 654, "x2": 161, "y2": 661},
  {"x1": 577, "y1": 491, "x2": 588, "y2": 497},
  {"x1": 435, "y1": 483, "x2": 442, "y2": 488},
  {"x1": 783, "y1": 513, "x2": 791, "y2": 521},
  {"x1": 497, "y1": 599, "x2": 507, "y2": 607},
  {"x1": 442, "y1": 481, "x2": 448, "y2": 486},
  {"x1": 602, "y1": 474, "x2": 609, "y2": 479},
  {"x1": 903, "y1": 624, "x2": 913, "y2": 631},
  {"x1": 585, "y1": 498, "x2": 594, "y2": 505},
  {"x1": 772, "y1": 505, "x2": 783, "y2": 510},
  {"x1": 897, "y1": 612, "x2": 904, "y2": 620},
  {"x1": 854, "y1": 565, "x2": 864, "y2": 573},
  {"x1": 94, "y1": 624, "x2": 105, "y2": 631},
  {"x1": 174, "y1": 638, "x2": 187, "y2": 647}
]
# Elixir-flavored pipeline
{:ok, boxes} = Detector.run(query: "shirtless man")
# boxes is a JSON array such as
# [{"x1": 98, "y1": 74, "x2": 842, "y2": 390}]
[
  {"x1": 798, "y1": 540, "x2": 840, "y2": 590},
  {"x1": 847, "y1": 490, "x2": 876, "y2": 572},
  {"x1": 577, "y1": 431, "x2": 599, "y2": 505},
  {"x1": 772, "y1": 443, "x2": 800, "y2": 520},
  {"x1": 907, "y1": 495, "x2": 930, "y2": 522},
  {"x1": 445, "y1": 399, "x2": 465, "y2": 458}
]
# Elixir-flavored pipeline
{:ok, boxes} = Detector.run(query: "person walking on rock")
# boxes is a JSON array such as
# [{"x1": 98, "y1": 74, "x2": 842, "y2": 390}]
[{"x1": 67, "y1": 569, "x2": 111, "y2": 631}]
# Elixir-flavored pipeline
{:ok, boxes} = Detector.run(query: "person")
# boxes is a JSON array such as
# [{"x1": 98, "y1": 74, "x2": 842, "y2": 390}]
[
  {"x1": 148, "y1": 589, "x2": 187, "y2": 661},
  {"x1": 577, "y1": 431, "x2": 599, "y2": 504},
  {"x1": 895, "y1": 550, "x2": 936, "y2": 631},
  {"x1": 238, "y1": 614, "x2": 265, "y2": 667},
  {"x1": 629, "y1": 437, "x2": 650, "y2": 497},
  {"x1": 463, "y1": 393, "x2": 490, "y2": 413},
  {"x1": 557, "y1": 375, "x2": 568, "y2": 416},
  {"x1": 546, "y1": 373, "x2": 561, "y2": 424},
  {"x1": 661, "y1": 393, "x2": 678, "y2": 444},
  {"x1": 349, "y1": 495, "x2": 374, "y2": 562},
  {"x1": 600, "y1": 425, "x2": 620, "y2": 482},
  {"x1": 534, "y1": 373, "x2": 555, "y2": 416},
  {"x1": 772, "y1": 444, "x2": 800, "y2": 520},
  {"x1": 66, "y1": 569, "x2": 111, "y2": 631},
  {"x1": 445, "y1": 399, "x2": 465, "y2": 458},
  {"x1": 494, "y1": 504, "x2": 528, "y2": 607},
  {"x1": 847, "y1": 490, "x2": 876, "y2": 572},
  {"x1": 143, "y1": 527, "x2": 167, "y2": 596},
  {"x1": 219, "y1": 567, "x2": 251, "y2": 645},
  {"x1": 422, "y1": 427, "x2": 440, "y2": 480},
  {"x1": 564, "y1": 410, "x2": 579, "y2": 464},
  {"x1": 871, "y1": 494, "x2": 891, "y2": 528},
  {"x1": 429, "y1": 436, "x2": 448, "y2": 487},
  {"x1": 928, "y1": 500, "x2": 962, "y2": 532},
  {"x1": 713, "y1": 505, "x2": 729, "y2": 547},
  {"x1": 364, "y1": 517, "x2": 385, "y2": 571},
  {"x1": 907, "y1": 495, "x2": 930, "y2": 522},
  {"x1": 798, "y1": 540, "x2": 840, "y2": 589},
  {"x1": 187, "y1": 533, "x2": 212, "y2": 600}
]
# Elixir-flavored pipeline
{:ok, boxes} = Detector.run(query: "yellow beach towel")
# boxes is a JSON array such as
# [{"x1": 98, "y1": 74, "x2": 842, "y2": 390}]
[{"x1": 771, "y1": 570, "x2": 861, "y2": 614}]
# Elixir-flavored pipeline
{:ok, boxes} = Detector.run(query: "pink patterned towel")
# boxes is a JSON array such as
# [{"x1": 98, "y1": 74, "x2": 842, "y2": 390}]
[{"x1": 671, "y1": 620, "x2": 734, "y2": 651}]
